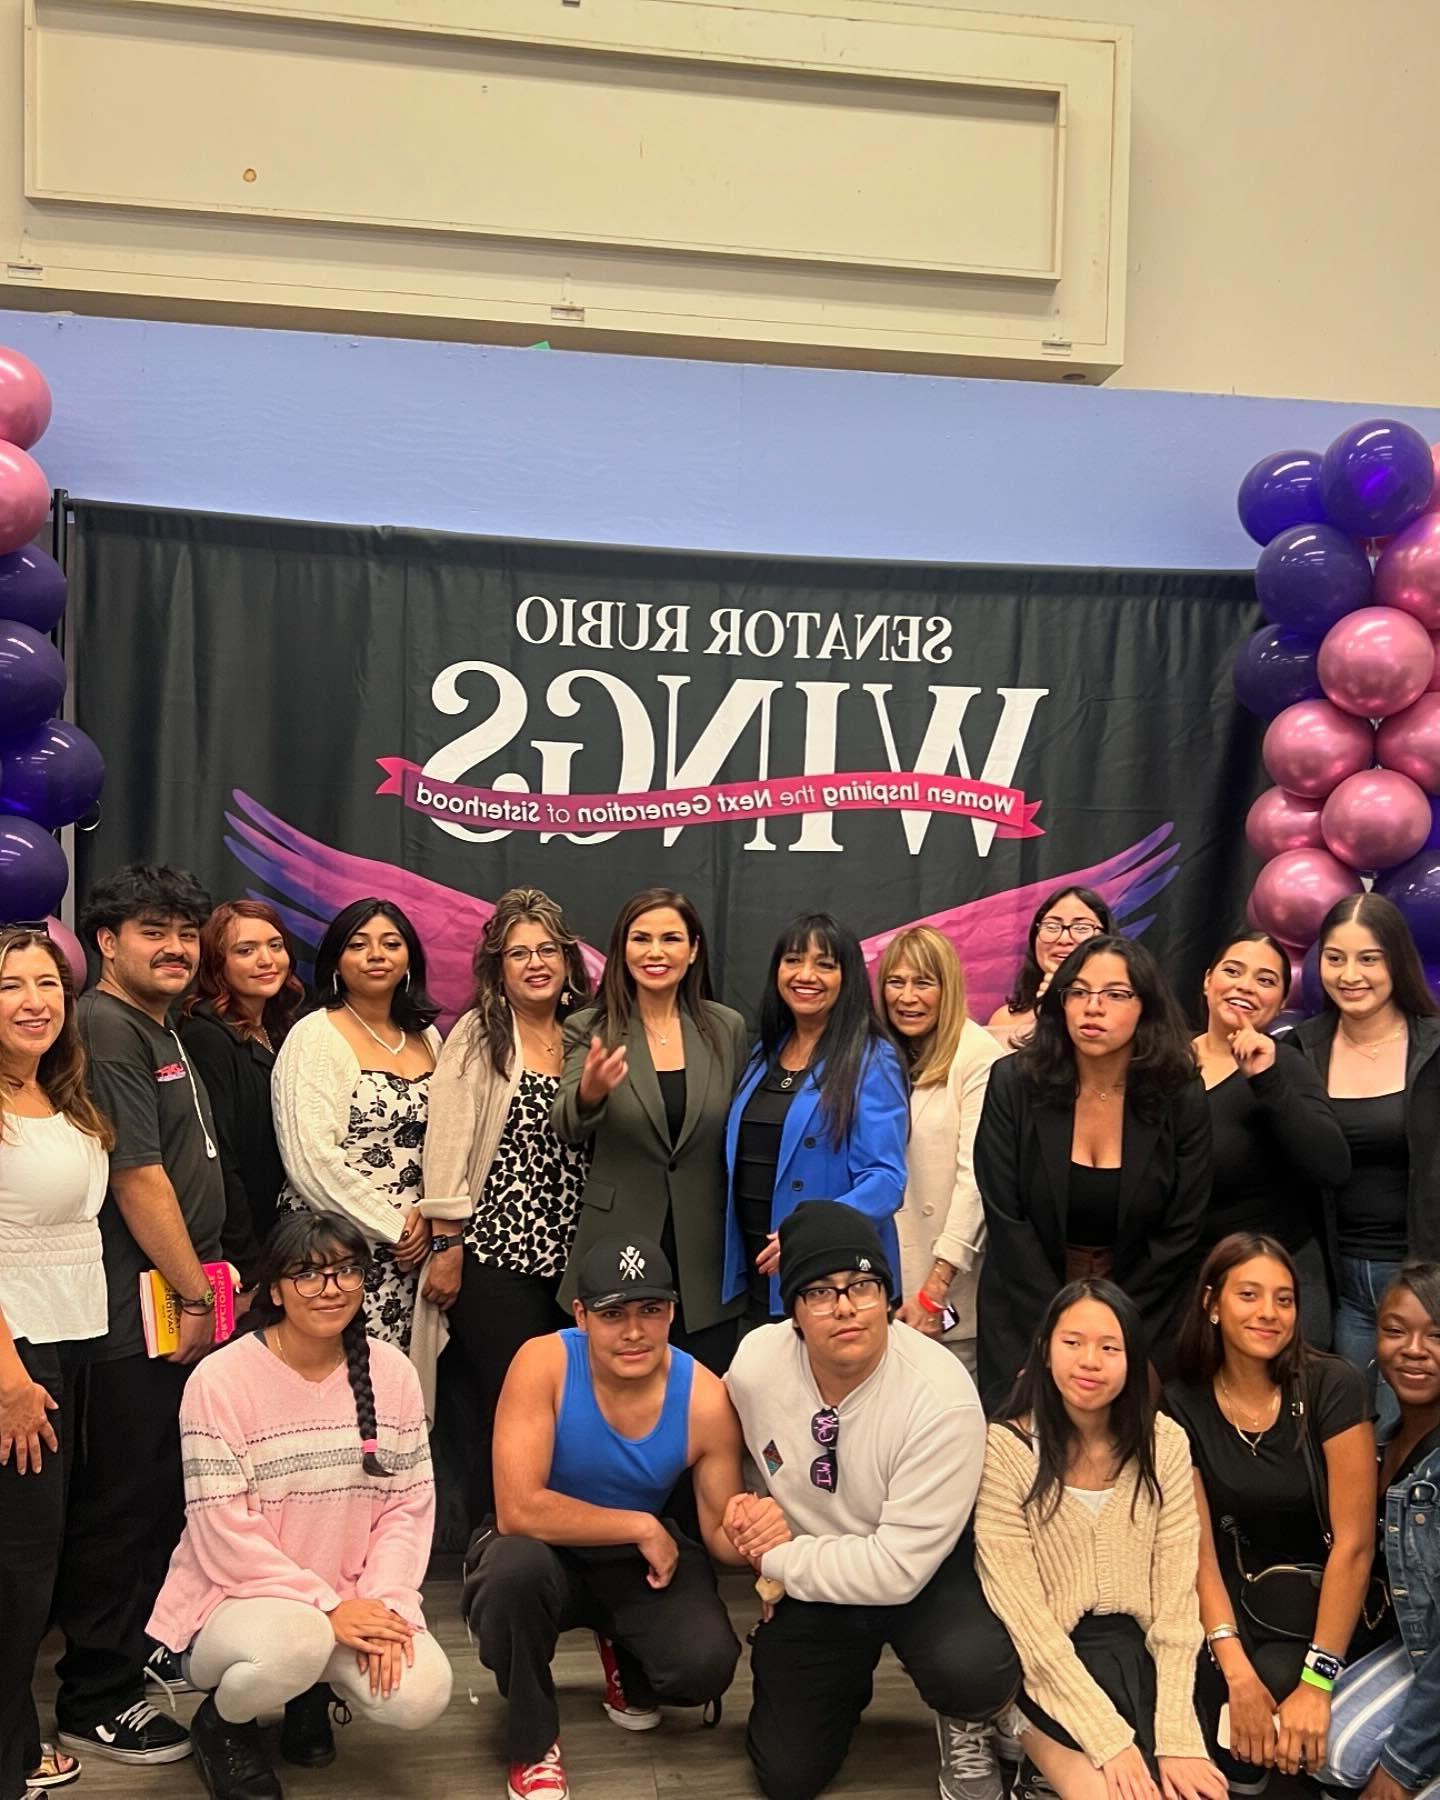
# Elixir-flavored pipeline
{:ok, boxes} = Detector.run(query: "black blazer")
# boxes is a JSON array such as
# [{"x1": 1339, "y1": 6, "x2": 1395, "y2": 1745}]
[
  {"x1": 974, "y1": 1055, "x2": 1212, "y2": 1410},
  {"x1": 178, "y1": 1003, "x2": 284, "y2": 1283},
  {"x1": 1292, "y1": 1012, "x2": 1440, "y2": 1263}
]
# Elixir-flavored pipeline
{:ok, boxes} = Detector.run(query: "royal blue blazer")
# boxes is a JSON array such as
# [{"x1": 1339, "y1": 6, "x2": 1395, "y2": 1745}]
[{"x1": 722, "y1": 1038, "x2": 910, "y2": 1314}]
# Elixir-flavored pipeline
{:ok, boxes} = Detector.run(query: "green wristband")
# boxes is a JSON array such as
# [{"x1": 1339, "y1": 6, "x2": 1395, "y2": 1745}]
[{"x1": 1300, "y1": 1667, "x2": 1334, "y2": 1694}]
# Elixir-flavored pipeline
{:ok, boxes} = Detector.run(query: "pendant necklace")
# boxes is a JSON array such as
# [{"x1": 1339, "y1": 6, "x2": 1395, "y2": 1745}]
[
  {"x1": 344, "y1": 1002, "x2": 406, "y2": 1057},
  {"x1": 1218, "y1": 1372, "x2": 1277, "y2": 1455},
  {"x1": 1338, "y1": 1024, "x2": 1407, "y2": 1061}
]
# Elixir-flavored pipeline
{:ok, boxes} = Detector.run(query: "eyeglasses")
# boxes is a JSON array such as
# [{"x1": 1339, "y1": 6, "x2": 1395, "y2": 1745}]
[
  {"x1": 1037, "y1": 919, "x2": 1102, "y2": 942},
  {"x1": 285, "y1": 1263, "x2": 366, "y2": 1297},
  {"x1": 796, "y1": 1276, "x2": 884, "y2": 1317},
  {"x1": 1060, "y1": 985, "x2": 1138, "y2": 1006},
  {"x1": 810, "y1": 1406, "x2": 840, "y2": 1492},
  {"x1": 503, "y1": 943, "x2": 564, "y2": 966}
]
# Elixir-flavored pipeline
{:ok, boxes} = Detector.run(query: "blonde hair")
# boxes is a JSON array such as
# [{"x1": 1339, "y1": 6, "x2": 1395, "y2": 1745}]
[
  {"x1": 875, "y1": 927, "x2": 969, "y2": 1088},
  {"x1": 0, "y1": 928, "x2": 115, "y2": 1148}
]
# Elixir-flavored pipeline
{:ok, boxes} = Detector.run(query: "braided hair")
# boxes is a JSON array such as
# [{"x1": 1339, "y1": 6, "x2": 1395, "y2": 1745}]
[{"x1": 241, "y1": 1210, "x2": 392, "y2": 1477}]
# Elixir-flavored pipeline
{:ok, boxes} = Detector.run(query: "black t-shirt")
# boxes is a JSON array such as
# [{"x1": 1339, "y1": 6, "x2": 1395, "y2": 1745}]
[
  {"x1": 77, "y1": 991, "x2": 227, "y2": 1361},
  {"x1": 1068, "y1": 1162, "x2": 1120, "y2": 1247},
  {"x1": 1163, "y1": 1354, "x2": 1367, "y2": 1569},
  {"x1": 656, "y1": 1068, "x2": 686, "y2": 1147},
  {"x1": 1205, "y1": 1057, "x2": 1326, "y2": 1251},
  {"x1": 1333, "y1": 1093, "x2": 1408, "y2": 1260}
]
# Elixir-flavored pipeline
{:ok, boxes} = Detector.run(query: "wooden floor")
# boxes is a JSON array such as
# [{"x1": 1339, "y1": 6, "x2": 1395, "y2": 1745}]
[{"x1": 34, "y1": 1568, "x2": 946, "y2": 1800}]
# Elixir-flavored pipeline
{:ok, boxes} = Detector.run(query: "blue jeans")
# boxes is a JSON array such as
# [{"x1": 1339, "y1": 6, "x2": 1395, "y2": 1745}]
[
  {"x1": 1335, "y1": 1254, "x2": 1403, "y2": 1436},
  {"x1": 1319, "y1": 1638, "x2": 1440, "y2": 1797}
]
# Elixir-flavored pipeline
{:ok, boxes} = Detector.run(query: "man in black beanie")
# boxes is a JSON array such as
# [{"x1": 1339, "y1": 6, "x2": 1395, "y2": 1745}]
[{"x1": 723, "y1": 1200, "x2": 1018, "y2": 1800}]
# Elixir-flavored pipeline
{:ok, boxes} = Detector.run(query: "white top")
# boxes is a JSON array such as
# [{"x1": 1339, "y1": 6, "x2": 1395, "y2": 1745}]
[
  {"x1": 725, "y1": 1319, "x2": 986, "y2": 1607},
  {"x1": 1064, "y1": 1486, "x2": 1115, "y2": 1516},
  {"x1": 0, "y1": 1110, "x2": 109, "y2": 1345}
]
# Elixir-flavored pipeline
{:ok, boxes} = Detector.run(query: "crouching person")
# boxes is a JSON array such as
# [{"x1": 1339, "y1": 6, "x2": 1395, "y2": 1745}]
[
  {"x1": 465, "y1": 1235, "x2": 744, "y2": 1800},
  {"x1": 724, "y1": 1200, "x2": 1021, "y2": 1800},
  {"x1": 147, "y1": 1213, "x2": 453, "y2": 1800}
]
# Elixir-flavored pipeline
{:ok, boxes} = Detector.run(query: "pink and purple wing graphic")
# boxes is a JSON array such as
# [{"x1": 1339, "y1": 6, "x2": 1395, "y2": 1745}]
[{"x1": 225, "y1": 790, "x2": 1178, "y2": 1029}]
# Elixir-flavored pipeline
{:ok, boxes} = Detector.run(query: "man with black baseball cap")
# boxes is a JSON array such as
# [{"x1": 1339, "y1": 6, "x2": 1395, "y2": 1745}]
[
  {"x1": 724, "y1": 1200, "x2": 1020, "y2": 1800},
  {"x1": 463, "y1": 1234, "x2": 745, "y2": 1800}
]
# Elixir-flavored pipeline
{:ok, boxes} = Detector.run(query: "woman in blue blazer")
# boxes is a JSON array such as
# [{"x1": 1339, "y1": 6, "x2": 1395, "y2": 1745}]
[{"x1": 724, "y1": 912, "x2": 909, "y2": 1322}]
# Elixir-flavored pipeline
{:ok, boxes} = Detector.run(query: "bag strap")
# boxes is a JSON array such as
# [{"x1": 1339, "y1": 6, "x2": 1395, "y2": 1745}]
[{"x1": 1290, "y1": 1379, "x2": 1333, "y2": 1550}]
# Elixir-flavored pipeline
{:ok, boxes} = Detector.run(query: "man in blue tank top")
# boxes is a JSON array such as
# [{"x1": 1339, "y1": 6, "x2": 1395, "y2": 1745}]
[{"x1": 463, "y1": 1235, "x2": 745, "y2": 1800}]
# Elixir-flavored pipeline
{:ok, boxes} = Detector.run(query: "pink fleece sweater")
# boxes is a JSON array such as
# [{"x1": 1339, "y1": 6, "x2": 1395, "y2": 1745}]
[{"x1": 148, "y1": 1330, "x2": 435, "y2": 1652}]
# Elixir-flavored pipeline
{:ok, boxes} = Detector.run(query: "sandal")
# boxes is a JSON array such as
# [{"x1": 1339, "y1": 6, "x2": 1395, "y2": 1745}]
[{"x1": 27, "y1": 1744, "x2": 81, "y2": 1789}]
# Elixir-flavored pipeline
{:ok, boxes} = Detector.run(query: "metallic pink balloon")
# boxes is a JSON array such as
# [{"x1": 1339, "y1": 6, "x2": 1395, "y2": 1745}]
[
  {"x1": 1262, "y1": 699, "x2": 1375, "y2": 798},
  {"x1": 0, "y1": 443, "x2": 48, "y2": 555},
  {"x1": 0, "y1": 346, "x2": 51, "y2": 451},
  {"x1": 1377, "y1": 692, "x2": 1440, "y2": 792},
  {"x1": 1318, "y1": 606, "x2": 1436, "y2": 719},
  {"x1": 1430, "y1": 633, "x2": 1440, "y2": 692},
  {"x1": 1321, "y1": 768, "x2": 1432, "y2": 870},
  {"x1": 1246, "y1": 785, "x2": 1325, "y2": 859},
  {"x1": 43, "y1": 914, "x2": 88, "y2": 990},
  {"x1": 1249, "y1": 848, "x2": 1363, "y2": 945},
  {"x1": 1374, "y1": 513, "x2": 1440, "y2": 631}
]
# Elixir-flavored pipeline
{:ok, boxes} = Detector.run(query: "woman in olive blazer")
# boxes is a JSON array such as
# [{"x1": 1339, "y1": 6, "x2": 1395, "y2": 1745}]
[{"x1": 553, "y1": 887, "x2": 747, "y2": 1371}]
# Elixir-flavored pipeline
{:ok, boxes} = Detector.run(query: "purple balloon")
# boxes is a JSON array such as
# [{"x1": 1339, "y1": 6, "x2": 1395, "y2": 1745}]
[
  {"x1": 1262, "y1": 699, "x2": 1374, "y2": 799},
  {"x1": 0, "y1": 719, "x2": 104, "y2": 829},
  {"x1": 1321, "y1": 418, "x2": 1436, "y2": 538},
  {"x1": 1377, "y1": 848, "x2": 1440, "y2": 959},
  {"x1": 1237, "y1": 449, "x2": 1327, "y2": 547},
  {"x1": 1249, "y1": 847, "x2": 1363, "y2": 946},
  {"x1": 0, "y1": 620, "x2": 65, "y2": 748},
  {"x1": 1320, "y1": 768, "x2": 1432, "y2": 871},
  {"x1": 1318, "y1": 605, "x2": 1436, "y2": 719},
  {"x1": 1269, "y1": 1009, "x2": 1308, "y2": 1036},
  {"x1": 0, "y1": 546, "x2": 65, "y2": 634},
  {"x1": 1233, "y1": 623, "x2": 1324, "y2": 719},
  {"x1": 0, "y1": 815, "x2": 67, "y2": 920},
  {"x1": 1428, "y1": 796, "x2": 1440, "y2": 851},
  {"x1": 1255, "y1": 524, "x2": 1373, "y2": 636},
  {"x1": 1246, "y1": 785, "x2": 1325, "y2": 859},
  {"x1": 1301, "y1": 939, "x2": 1325, "y2": 1013}
]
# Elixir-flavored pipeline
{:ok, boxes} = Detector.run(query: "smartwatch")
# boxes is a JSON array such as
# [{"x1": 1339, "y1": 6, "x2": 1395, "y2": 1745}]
[{"x1": 429, "y1": 1233, "x2": 462, "y2": 1253}]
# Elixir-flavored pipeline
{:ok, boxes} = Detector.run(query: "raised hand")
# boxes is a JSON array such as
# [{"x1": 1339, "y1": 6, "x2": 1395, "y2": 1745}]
[
  {"x1": 578, "y1": 1036, "x2": 629, "y2": 1110},
  {"x1": 1228, "y1": 1025, "x2": 1277, "y2": 1079}
]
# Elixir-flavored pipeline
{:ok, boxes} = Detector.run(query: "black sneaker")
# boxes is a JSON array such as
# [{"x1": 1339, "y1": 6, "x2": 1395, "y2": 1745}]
[
  {"x1": 279, "y1": 1683, "x2": 341, "y2": 1768},
  {"x1": 145, "y1": 1642, "x2": 198, "y2": 1699},
  {"x1": 189, "y1": 1695, "x2": 283, "y2": 1800},
  {"x1": 57, "y1": 1700, "x2": 192, "y2": 1765}
]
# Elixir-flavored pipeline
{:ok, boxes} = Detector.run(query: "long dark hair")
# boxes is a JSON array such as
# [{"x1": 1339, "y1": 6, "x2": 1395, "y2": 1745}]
[
  {"x1": 463, "y1": 887, "x2": 592, "y2": 1079},
  {"x1": 238, "y1": 1211, "x2": 391, "y2": 1477},
  {"x1": 1005, "y1": 1278, "x2": 1161, "y2": 1520},
  {"x1": 755, "y1": 912, "x2": 896, "y2": 1146},
  {"x1": 1174, "y1": 1232, "x2": 1310, "y2": 1391},
  {"x1": 185, "y1": 900, "x2": 305, "y2": 1046},
  {"x1": 1316, "y1": 893, "x2": 1438, "y2": 1020},
  {"x1": 1015, "y1": 934, "x2": 1197, "y2": 1118},
  {"x1": 311, "y1": 898, "x2": 440, "y2": 1034},
  {"x1": 1004, "y1": 885, "x2": 1115, "y2": 1015},
  {"x1": 590, "y1": 887, "x2": 720, "y2": 1055}
]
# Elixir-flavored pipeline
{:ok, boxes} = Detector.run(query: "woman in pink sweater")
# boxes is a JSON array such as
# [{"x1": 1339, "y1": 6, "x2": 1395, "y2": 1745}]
[{"x1": 148, "y1": 1212, "x2": 452, "y2": 1800}]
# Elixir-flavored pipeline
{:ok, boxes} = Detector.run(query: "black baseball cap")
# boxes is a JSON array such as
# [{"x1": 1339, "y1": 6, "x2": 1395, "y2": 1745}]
[{"x1": 575, "y1": 1235, "x2": 678, "y2": 1310}]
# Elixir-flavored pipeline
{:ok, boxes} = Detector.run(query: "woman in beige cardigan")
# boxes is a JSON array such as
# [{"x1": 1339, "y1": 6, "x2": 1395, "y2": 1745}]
[
  {"x1": 976, "y1": 1279, "x2": 1225, "y2": 1800},
  {"x1": 418, "y1": 888, "x2": 592, "y2": 1519},
  {"x1": 877, "y1": 925, "x2": 1002, "y2": 1374}
]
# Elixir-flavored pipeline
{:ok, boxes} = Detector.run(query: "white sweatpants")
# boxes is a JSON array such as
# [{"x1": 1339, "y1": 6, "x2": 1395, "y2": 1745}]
[{"x1": 188, "y1": 1597, "x2": 453, "y2": 1730}]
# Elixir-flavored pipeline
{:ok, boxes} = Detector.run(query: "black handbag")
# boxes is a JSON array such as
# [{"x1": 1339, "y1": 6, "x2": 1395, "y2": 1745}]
[{"x1": 1218, "y1": 1385, "x2": 1328, "y2": 1641}]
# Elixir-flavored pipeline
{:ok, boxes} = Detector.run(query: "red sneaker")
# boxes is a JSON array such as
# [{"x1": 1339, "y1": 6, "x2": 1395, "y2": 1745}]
[
  {"x1": 595, "y1": 1634, "x2": 661, "y2": 1732},
  {"x1": 507, "y1": 1743, "x2": 568, "y2": 1800}
]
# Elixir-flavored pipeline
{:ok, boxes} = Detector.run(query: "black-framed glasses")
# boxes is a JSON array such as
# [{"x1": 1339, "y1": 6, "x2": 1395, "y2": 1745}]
[
  {"x1": 810, "y1": 1406, "x2": 840, "y2": 1492},
  {"x1": 796, "y1": 1276, "x2": 884, "y2": 1318},
  {"x1": 1060, "y1": 985, "x2": 1138, "y2": 1006},
  {"x1": 285, "y1": 1262, "x2": 365, "y2": 1297},
  {"x1": 1037, "y1": 918, "x2": 1102, "y2": 942}
]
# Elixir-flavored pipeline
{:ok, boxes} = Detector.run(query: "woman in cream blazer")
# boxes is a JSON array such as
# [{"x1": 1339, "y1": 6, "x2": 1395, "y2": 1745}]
[{"x1": 877, "y1": 926, "x2": 1003, "y2": 1374}]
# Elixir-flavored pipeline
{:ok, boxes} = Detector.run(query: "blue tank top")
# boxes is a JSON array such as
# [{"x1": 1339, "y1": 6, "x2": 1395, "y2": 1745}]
[{"x1": 547, "y1": 1328, "x2": 694, "y2": 1514}]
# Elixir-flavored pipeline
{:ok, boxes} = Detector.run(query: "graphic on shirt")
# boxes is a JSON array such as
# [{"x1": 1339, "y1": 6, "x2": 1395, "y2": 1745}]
[
  {"x1": 762, "y1": 1439, "x2": 783, "y2": 1475},
  {"x1": 154, "y1": 1062, "x2": 188, "y2": 1083},
  {"x1": 619, "y1": 1245, "x2": 645, "y2": 1281}
]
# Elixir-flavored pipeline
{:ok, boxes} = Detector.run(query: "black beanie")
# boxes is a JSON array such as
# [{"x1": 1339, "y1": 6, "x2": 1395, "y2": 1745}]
[{"x1": 778, "y1": 1200, "x2": 895, "y2": 1316}]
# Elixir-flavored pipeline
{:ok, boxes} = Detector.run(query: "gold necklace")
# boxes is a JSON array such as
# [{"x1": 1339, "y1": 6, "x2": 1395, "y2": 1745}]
[
  {"x1": 1079, "y1": 1083, "x2": 1125, "y2": 1103},
  {"x1": 268, "y1": 1325, "x2": 344, "y2": 1382},
  {"x1": 1337, "y1": 1023, "x2": 1407, "y2": 1060},
  {"x1": 643, "y1": 1013, "x2": 680, "y2": 1048},
  {"x1": 1217, "y1": 1372, "x2": 1279, "y2": 1452},
  {"x1": 518, "y1": 1020, "x2": 560, "y2": 1056}
]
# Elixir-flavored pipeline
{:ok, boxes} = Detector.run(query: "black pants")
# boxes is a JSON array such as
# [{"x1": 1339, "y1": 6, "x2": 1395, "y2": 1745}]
[
  {"x1": 467, "y1": 1526, "x2": 740, "y2": 1763},
  {"x1": 747, "y1": 1527, "x2": 1020, "y2": 1800},
  {"x1": 50, "y1": 1351, "x2": 188, "y2": 1730},
  {"x1": 0, "y1": 1341, "x2": 69, "y2": 1800},
  {"x1": 445, "y1": 1256, "x2": 564, "y2": 1522}
]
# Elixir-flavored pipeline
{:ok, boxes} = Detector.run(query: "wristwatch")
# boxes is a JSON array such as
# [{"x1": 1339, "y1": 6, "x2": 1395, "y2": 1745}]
[
  {"x1": 1304, "y1": 1646, "x2": 1344, "y2": 1685},
  {"x1": 429, "y1": 1233, "x2": 462, "y2": 1253}
]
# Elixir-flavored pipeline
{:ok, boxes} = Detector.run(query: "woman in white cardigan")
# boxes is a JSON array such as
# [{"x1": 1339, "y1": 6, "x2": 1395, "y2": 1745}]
[
  {"x1": 273, "y1": 899, "x2": 454, "y2": 1364},
  {"x1": 417, "y1": 888, "x2": 592, "y2": 1519},
  {"x1": 878, "y1": 925, "x2": 1003, "y2": 1375}
]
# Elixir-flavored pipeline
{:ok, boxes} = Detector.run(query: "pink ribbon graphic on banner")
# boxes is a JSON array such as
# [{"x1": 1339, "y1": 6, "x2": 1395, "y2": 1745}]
[{"x1": 375, "y1": 758, "x2": 1044, "y2": 838}]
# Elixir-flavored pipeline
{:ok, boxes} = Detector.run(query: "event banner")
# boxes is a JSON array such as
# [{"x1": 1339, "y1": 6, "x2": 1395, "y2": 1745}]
[{"x1": 69, "y1": 504, "x2": 1261, "y2": 1023}]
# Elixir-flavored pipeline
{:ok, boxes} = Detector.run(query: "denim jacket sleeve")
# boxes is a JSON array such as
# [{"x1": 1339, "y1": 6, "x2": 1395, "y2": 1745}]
[{"x1": 1380, "y1": 1448, "x2": 1440, "y2": 1788}]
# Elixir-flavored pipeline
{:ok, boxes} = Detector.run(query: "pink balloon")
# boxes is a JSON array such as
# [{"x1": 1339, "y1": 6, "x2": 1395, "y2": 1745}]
[
  {"x1": 1246, "y1": 785, "x2": 1326, "y2": 859},
  {"x1": 1321, "y1": 768, "x2": 1432, "y2": 870},
  {"x1": 1262, "y1": 699, "x2": 1375, "y2": 798},
  {"x1": 0, "y1": 443, "x2": 48, "y2": 555},
  {"x1": 43, "y1": 914, "x2": 88, "y2": 990},
  {"x1": 1249, "y1": 847, "x2": 1363, "y2": 945},
  {"x1": 1374, "y1": 513, "x2": 1440, "y2": 631},
  {"x1": 1430, "y1": 632, "x2": 1440, "y2": 692},
  {"x1": 1423, "y1": 443, "x2": 1440, "y2": 516},
  {"x1": 0, "y1": 346, "x2": 51, "y2": 451},
  {"x1": 1377, "y1": 691, "x2": 1440, "y2": 792},
  {"x1": 1318, "y1": 605, "x2": 1436, "y2": 718}
]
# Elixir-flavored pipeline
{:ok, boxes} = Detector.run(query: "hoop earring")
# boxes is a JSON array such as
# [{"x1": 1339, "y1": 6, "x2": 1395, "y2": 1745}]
[
  {"x1": 331, "y1": 972, "x2": 340, "y2": 996},
  {"x1": 403, "y1": 971, "x2": 411, "y2": 992}
]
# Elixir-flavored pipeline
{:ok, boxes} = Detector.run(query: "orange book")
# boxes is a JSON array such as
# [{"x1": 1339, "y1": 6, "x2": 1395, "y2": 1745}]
[{"x1": 139, "y1": 1261, "x2": 241, "y2": 1358}]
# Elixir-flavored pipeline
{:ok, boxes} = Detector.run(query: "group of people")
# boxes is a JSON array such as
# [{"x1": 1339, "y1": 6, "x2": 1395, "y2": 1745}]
[{"x1": 2, "y1": 862, "x2": 1439, "y2": 1800}]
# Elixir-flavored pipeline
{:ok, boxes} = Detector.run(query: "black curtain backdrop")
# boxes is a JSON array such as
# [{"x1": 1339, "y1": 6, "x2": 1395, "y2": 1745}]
[{"x1": 69, "y1": 503, "x2": 1262, "y2": 1025}]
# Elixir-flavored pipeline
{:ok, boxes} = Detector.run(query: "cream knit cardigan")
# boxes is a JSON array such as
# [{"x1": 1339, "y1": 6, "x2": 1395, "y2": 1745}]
[
  {"x1": 975, "y1": 1412, "x2": 1207, "y2": 1768},
  {"x1": 271, "y1": 1008, "x2": 466, "y2": 1421}
]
